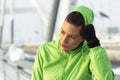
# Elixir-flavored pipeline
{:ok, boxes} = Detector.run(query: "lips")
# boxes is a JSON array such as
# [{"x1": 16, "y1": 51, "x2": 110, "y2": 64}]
[{"x1": 61, "y1": 44, "x2": 67, "y2": 48}]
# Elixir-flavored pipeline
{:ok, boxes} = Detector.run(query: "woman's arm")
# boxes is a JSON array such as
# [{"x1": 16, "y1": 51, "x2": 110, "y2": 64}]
[
  {"x1": 89, "y1": 46, "x2": 115, "y2": 80},
  {"x1": 32, "y1": 46, "x2": 43, "y2": 80}
]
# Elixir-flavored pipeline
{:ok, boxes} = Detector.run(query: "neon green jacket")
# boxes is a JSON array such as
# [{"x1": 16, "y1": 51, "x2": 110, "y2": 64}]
[{"x1": 32, "y1": 40, "x2": 114, "y2": 80}]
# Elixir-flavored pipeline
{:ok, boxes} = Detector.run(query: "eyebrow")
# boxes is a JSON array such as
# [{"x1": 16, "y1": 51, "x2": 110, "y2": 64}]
[{"x1": 61, "y1": 28, "x2": 78, "y2": 37}]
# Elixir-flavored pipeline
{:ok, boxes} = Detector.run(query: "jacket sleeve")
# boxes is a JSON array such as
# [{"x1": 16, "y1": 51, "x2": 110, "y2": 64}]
[
  {"x1": 31, "y1": 46, "x2": 43, "y2": 80},
  {"x1": 89, "y1": 46, "x2": 115, "y2": 80}
]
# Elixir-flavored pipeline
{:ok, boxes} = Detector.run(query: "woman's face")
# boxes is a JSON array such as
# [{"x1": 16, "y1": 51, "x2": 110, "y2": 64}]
[{"x1": 60, "y1": 20, "x2": 84, "y2": 52}]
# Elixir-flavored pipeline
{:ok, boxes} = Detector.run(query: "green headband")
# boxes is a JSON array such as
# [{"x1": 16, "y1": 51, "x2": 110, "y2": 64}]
[{"x1": 73, "y1": 6, "x2": 94, "y2": 26}]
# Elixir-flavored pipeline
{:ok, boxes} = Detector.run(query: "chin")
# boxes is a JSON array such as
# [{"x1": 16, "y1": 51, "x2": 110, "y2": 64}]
[{"x1": 61, "y1": 47, "x2": 69, "y2": 52}]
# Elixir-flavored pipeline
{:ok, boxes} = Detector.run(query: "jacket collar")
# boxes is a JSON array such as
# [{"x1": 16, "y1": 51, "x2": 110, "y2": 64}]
[{"x1": 55, "y1": 39, "x2": 89, "y2": 55}]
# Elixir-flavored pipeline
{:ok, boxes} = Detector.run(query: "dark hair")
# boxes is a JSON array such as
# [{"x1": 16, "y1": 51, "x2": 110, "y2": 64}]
[{"x1": 65, "y1": 11, "x2": 85, "y2": 27}]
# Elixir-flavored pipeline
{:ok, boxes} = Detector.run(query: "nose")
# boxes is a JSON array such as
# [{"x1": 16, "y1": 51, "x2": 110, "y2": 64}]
[{"x1": 62, "y1": 35, "x2": 68, "y2": 44}]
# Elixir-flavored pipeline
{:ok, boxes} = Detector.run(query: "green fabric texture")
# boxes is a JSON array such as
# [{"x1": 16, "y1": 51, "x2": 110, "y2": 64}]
[
  {"x1": 32, "y1": 41, "x2": 92, "y2": 80},
  {"x1": 73, "y1": 6, "x2": 94, "y2": 26},
  {"x1": 32, "y1": 40, "x2": 114, "y2": 80}
]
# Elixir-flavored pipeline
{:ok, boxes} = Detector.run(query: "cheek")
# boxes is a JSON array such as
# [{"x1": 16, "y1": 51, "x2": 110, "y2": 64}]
[
  {"x1": 73, "y1": 40, "x2": 80, "y2": 46},
  {"x1": 68, "y1": 40, "x2": 79, "y2": 47},
  {"x1": 72, "y1": 38, "x2": 83, "y2": 46}
]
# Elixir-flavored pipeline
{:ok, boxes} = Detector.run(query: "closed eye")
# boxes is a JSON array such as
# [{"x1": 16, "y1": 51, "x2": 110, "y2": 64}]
[
  {"x1": 70, "y1": 36, "x2": 77, "y2": 39},
  {"x1": 60, "y1": 28, "x2": 65, "y2": 35}
]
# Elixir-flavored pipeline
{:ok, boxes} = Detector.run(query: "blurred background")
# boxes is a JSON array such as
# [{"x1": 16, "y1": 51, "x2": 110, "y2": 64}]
[{"x1": 0, "y1": 0, "x2": 120, "y2": 80}]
